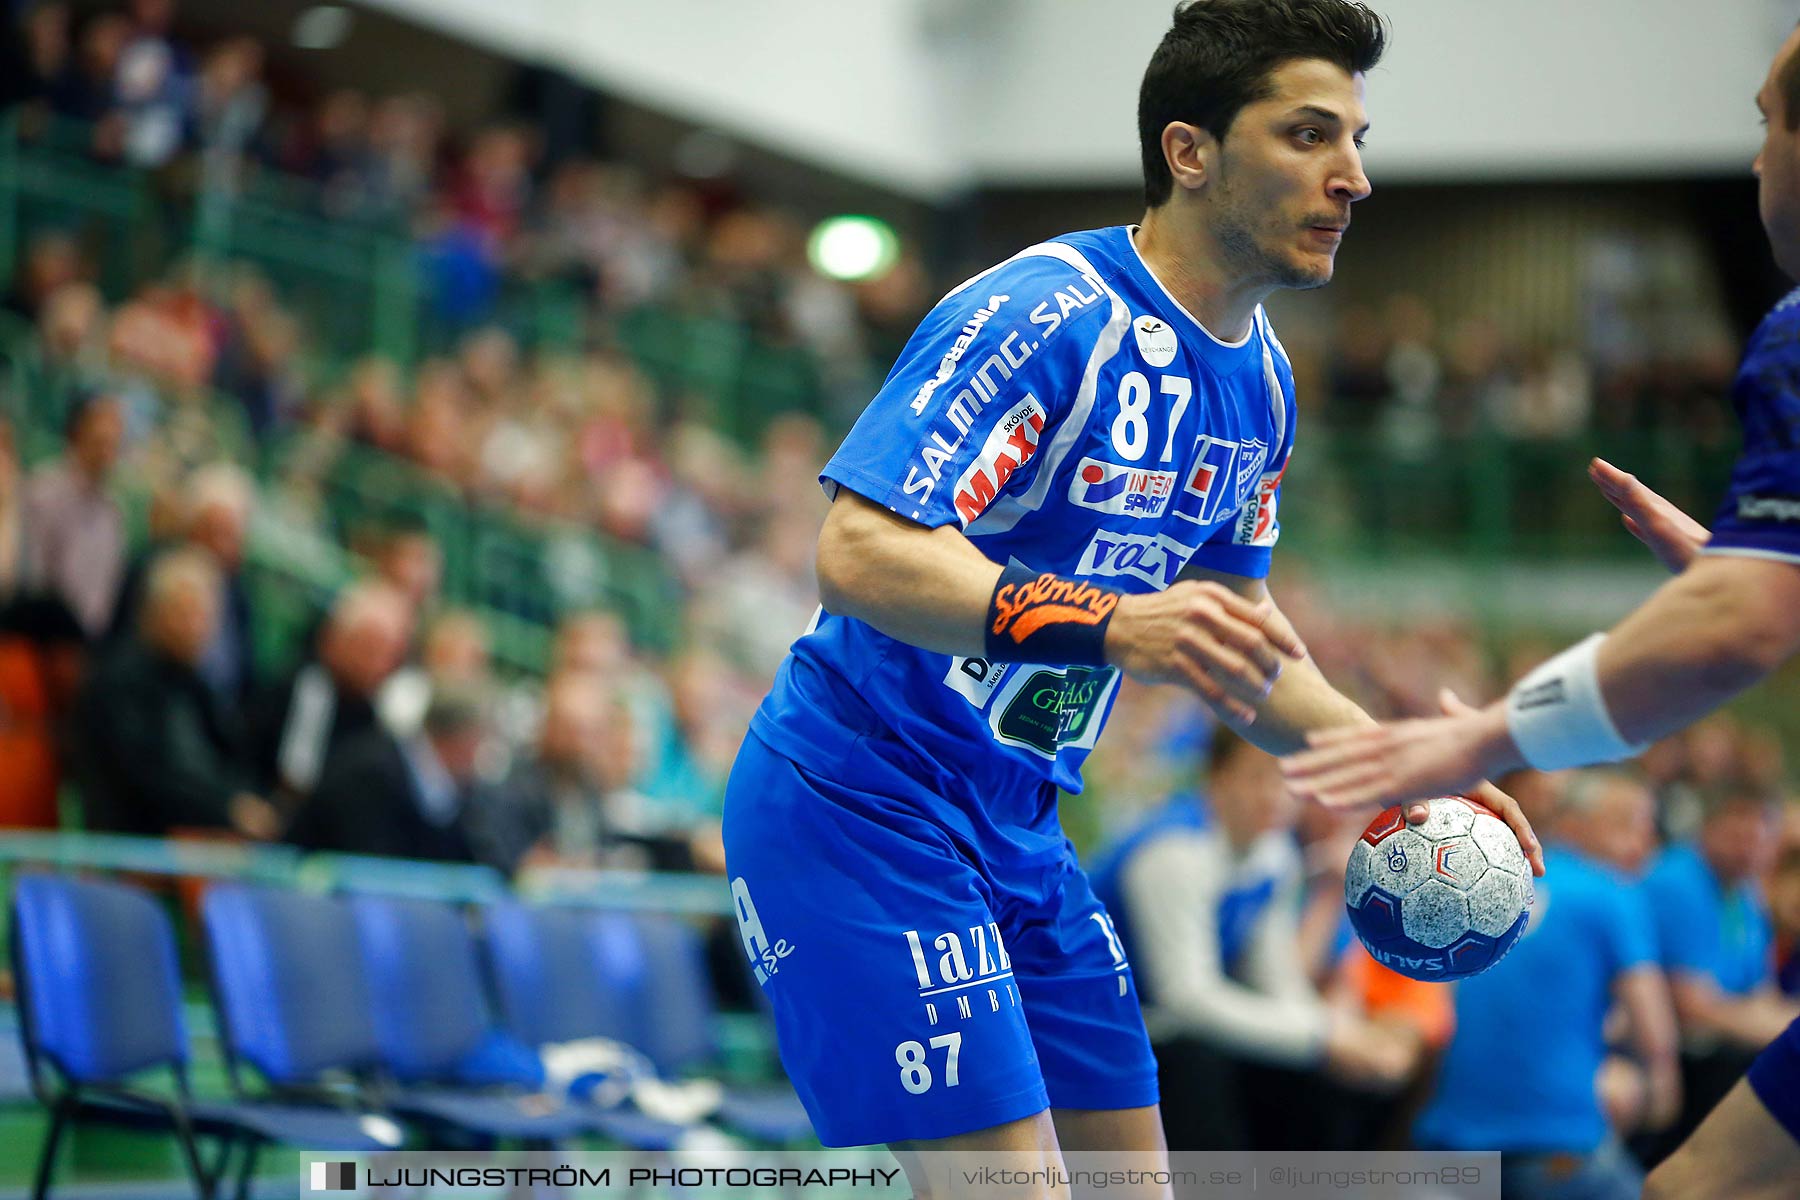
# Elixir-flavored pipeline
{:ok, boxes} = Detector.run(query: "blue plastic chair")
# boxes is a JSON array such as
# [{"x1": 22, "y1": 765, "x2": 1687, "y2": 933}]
[
  {"x1": 200, "y1": 885, "x2": 406, "y2": 1197},
  {"x1": 347, "y1": 893, "x2": 625, "y2": 1147},
  {"x1": 481, "y1": 901, "x2": 694, "y2": 1150},
  {"x1": 10, "y1": 875, "x2": 386, "y2": 1200},
  {"x1": 624, "y1": 912, "x2": 815, "y2": 1145},
  {"x1": 487, "y1": 903, "x2": 811, "y2": 1145}
]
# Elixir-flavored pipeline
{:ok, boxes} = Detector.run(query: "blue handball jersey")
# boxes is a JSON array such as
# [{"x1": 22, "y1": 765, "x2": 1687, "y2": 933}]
[
  {"x1": 1705, "y1": 286, "x2": 1800, "y2": 561},
  {"x1": 751, "y1": 225, "x2": 1297, "y2": 800}
]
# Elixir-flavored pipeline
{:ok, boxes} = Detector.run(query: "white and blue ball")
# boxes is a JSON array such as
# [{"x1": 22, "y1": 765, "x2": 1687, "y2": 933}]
[{"x1": 1344, "y1": 796, "x2": 1533, "y2": 981}]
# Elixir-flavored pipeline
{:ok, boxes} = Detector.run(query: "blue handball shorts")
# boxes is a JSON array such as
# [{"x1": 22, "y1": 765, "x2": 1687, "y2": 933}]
[
  {"x1": 1748, "y1": 1013, "x2": 1800, "y2": 1144},
  {"x1": 721, "y1": 732, "x2": 1159, "y2": 1148}
]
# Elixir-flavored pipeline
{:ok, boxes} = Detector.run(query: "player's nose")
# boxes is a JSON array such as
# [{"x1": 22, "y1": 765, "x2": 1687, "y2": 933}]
[{"x1": 1335, "y1": 159, "x2": 1372, "y2": 203}]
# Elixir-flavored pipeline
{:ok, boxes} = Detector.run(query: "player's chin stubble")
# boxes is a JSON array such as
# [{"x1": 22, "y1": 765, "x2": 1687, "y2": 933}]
[{"x1": 1217, "y1": 212, "x2": 1331, "y2": 292}]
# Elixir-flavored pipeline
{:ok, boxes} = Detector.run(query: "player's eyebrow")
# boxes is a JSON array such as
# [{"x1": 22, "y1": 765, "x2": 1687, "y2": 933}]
[{"x1": 1290, "y1": 104, "x2": 1371, "y2": 137}]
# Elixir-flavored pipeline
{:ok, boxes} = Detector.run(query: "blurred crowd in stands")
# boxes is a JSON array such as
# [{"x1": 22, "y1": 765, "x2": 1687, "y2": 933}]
[
  {"x1": 1319, "y1": 292, "x2": 1742, "y2": 451},
  {"x1": 1, "y1": 0, "x2": 1798, "y2": 1179}
]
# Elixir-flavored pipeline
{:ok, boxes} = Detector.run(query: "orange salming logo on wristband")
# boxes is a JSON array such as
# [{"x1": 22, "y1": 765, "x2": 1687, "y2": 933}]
[{"x1": 991, "y1": 573, "x2": 1121, "y2": 645}]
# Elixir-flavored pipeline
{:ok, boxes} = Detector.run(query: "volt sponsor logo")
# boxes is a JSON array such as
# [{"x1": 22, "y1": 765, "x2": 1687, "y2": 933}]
[
  {"x1": 1075, "y1": 529, "x2": 1196, "y2": 589},
  {"x1": 952, "y1": 396, "x2": 1047, "y2": 525},
  {"x1": 910, "y1": 293, "x2": 1009, "y2": 415},
  {"x1": 1067, "y1": 457, "x2": 1177, "y2": 518}
]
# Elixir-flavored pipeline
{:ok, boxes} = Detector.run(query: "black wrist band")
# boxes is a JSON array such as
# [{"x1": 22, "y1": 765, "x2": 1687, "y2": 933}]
[{"x1": 983, "y1": 564, "x2": 1121, "y2": 667}]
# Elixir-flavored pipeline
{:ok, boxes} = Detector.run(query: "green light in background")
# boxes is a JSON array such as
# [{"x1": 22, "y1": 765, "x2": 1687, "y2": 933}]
[{"x1": 808, "y1": 216, "x2": 900, "y2": 282}]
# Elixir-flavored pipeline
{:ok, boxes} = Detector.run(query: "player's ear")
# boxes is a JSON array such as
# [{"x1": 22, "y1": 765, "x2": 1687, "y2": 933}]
[{"x1": 1161, "y1": 122, "x2": 1216, "y2": 195}]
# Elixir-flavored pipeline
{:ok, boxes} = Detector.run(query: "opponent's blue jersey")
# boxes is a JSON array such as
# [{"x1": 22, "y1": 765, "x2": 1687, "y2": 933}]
[
  {"x1": 751, "y1": 225, "x2": 1297, "y2": 801},
  {"x1": 1706, "y1": 287, "x2": 1800, "y2": 561}
]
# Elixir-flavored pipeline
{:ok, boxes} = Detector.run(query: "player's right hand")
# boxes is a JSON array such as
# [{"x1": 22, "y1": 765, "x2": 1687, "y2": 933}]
[
  {"x1": 1590, "y1": 457, "x2": 1710, "y2": 573},
  {"x1": 1105, "y1": 581, "x2": 1306, "y2": 723}
]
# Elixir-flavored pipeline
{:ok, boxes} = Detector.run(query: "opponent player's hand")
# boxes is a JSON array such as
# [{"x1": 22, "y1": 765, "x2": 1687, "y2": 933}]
[
  {"x1": 1589, "y1": 457, "x2": 1710, "y2": 573},
  {"x1": 1279, "y1": 689, "x2": 1545, "y2": 876},
  {"x1": 1105, "y1": 581, "x2": 1307, "y2": 724}
]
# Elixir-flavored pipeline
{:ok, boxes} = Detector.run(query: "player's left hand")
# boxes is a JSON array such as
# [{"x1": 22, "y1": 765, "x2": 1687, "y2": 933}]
[{"x1": 1280, "y1": 689, "x2": 1545, "y2": 876}]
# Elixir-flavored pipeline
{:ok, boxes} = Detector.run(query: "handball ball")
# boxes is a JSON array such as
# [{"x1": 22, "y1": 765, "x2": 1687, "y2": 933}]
[{"x1": 1344, "y1": 796, "x2": 1534, "y2": 982}]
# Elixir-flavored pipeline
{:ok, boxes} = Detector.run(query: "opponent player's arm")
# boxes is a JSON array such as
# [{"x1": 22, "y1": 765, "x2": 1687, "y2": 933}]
[
  {"x1": 1282, "y1": 555, "x2": 1800, "y2": 813},
  {"x1": 1190, "y1": 564, "x2": 1545, "y2": 869},
  {"x1": 1644, "y1": 1077, "x2": 1800, "y2": 1200},
  {"x1": 816, "y1": 489, "x2": 1306, "y2": 720}
]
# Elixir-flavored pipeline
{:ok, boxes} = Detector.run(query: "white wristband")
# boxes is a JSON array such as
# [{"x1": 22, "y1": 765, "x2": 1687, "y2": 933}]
[{"x1": 1505, "y1": 633, "x2": 1645, "y2": 771}]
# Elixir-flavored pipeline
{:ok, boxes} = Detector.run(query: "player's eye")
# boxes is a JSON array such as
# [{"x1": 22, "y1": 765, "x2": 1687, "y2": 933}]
[
  {"x1": 1294, "y1": 127, "x2": 1323, "y2": 146},
  {"x1": 1353, "y1": 136, "x2": 1367, "y2": 150}
]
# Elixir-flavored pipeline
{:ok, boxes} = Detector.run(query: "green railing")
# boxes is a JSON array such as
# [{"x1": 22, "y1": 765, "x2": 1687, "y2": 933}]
[
  {"x1": 1273, "y1": 426, "x2": 1739, "y2": 564},
  {"x1": 276, "y1": 437, "x2": 683, "y2": 661}
]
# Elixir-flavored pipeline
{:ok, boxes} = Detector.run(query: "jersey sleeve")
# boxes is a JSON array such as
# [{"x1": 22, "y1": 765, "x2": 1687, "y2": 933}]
[
  {"x1": 1186, "y1": 314, "x2": 1298, "y2": 580},
  {"x1": 820, "y1": 250, "x2": 1117, "y2": 530},
  {"x1": 1703, "y1": 307, "x2": 1800, "y2": 562}
]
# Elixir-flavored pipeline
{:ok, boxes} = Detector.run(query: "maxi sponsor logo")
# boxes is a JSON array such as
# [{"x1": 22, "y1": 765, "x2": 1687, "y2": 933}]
[
  {"x1": 1075, "y1": 530, "x2": 1197, "y2": 589},
  {"x1": 910, "y1": 294, "x2": 1010, "y2": 415},
  {"x1": 900, "y1": 269, "x2": 1108, "y2": 511},
  {"x1": 1067, "y1": 457, "x2": 1178, "y2": 518},
  {"x1": 951, "y1": 397, "x2": 1047, "y2": 525},
  {"x1": 903, "y1": 342, "x2": 1038, "y2": 510}
]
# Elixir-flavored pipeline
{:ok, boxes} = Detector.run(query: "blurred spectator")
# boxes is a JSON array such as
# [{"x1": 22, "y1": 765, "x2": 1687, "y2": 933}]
[
  {"x1": 378, "y1": 606, "x2": 490, "y2": 737},
  {"x1": 22, "y1": 391, "x2": 125, "y2": 636},
  {"x1": 21, "y1": 281, "x2": 109, "y2": 415},
  {"x1": 113, "y1": 0, "x2": 192, "y2": 169},
  {"x1": 637, "y1": 648, "x2": 737, "y2": 825},
  {"x1": 0, "y1": 592, "x2": 86, "y2": 829},
  {"x1": 1773, "y1": 843, "x2": 1800, "y2": 999},
  {"x1": 48, "y1": 11, "x2": 126, "y2": 128},
  {"x1": 249, "y1": 580, "x2": 410, "y2": 803},
  {"x1": 0, "y1": 417, "x2": 23, "y2": 596},
  {"x1": 493, "y1": 670, "x2": 618, "y2": 870},
  {"x1": 109, "y1": 461, "x2": 255, "y2": 703},
  {"x1": 287, "y1": 682, "x2": 496, "y2": 864},
  {"x1": 368, "y1": 516, "x2": 443, "y2": 615},
  {"x1": 193, "y1": 35, "x2": 264, "y2": 197},
  {"x1": 71, "y1": 547, "x2": 276, "y2": 838},
  {"x1": 3, "y1": 231, "x2": 84, "y2": 324},
  {"x1": 690, "y1": 507, "x2": 819, "y2": 682},
  {"x1": 501, "y1": 670, "x2": 720, "y2": 875},
  {"x1": 1641, "y1": 783, "x2": 1800, "y2": 1158},
  {"x1": 1090, "y1": 733, "x2": 1415, "y2": 1151},
  {"x1": 1559, "y1": 769, "x2": 1660, "y2": 877},
  {"x1": 1413, "y1": 777, "x2": 1678, "y2": 1200}
]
